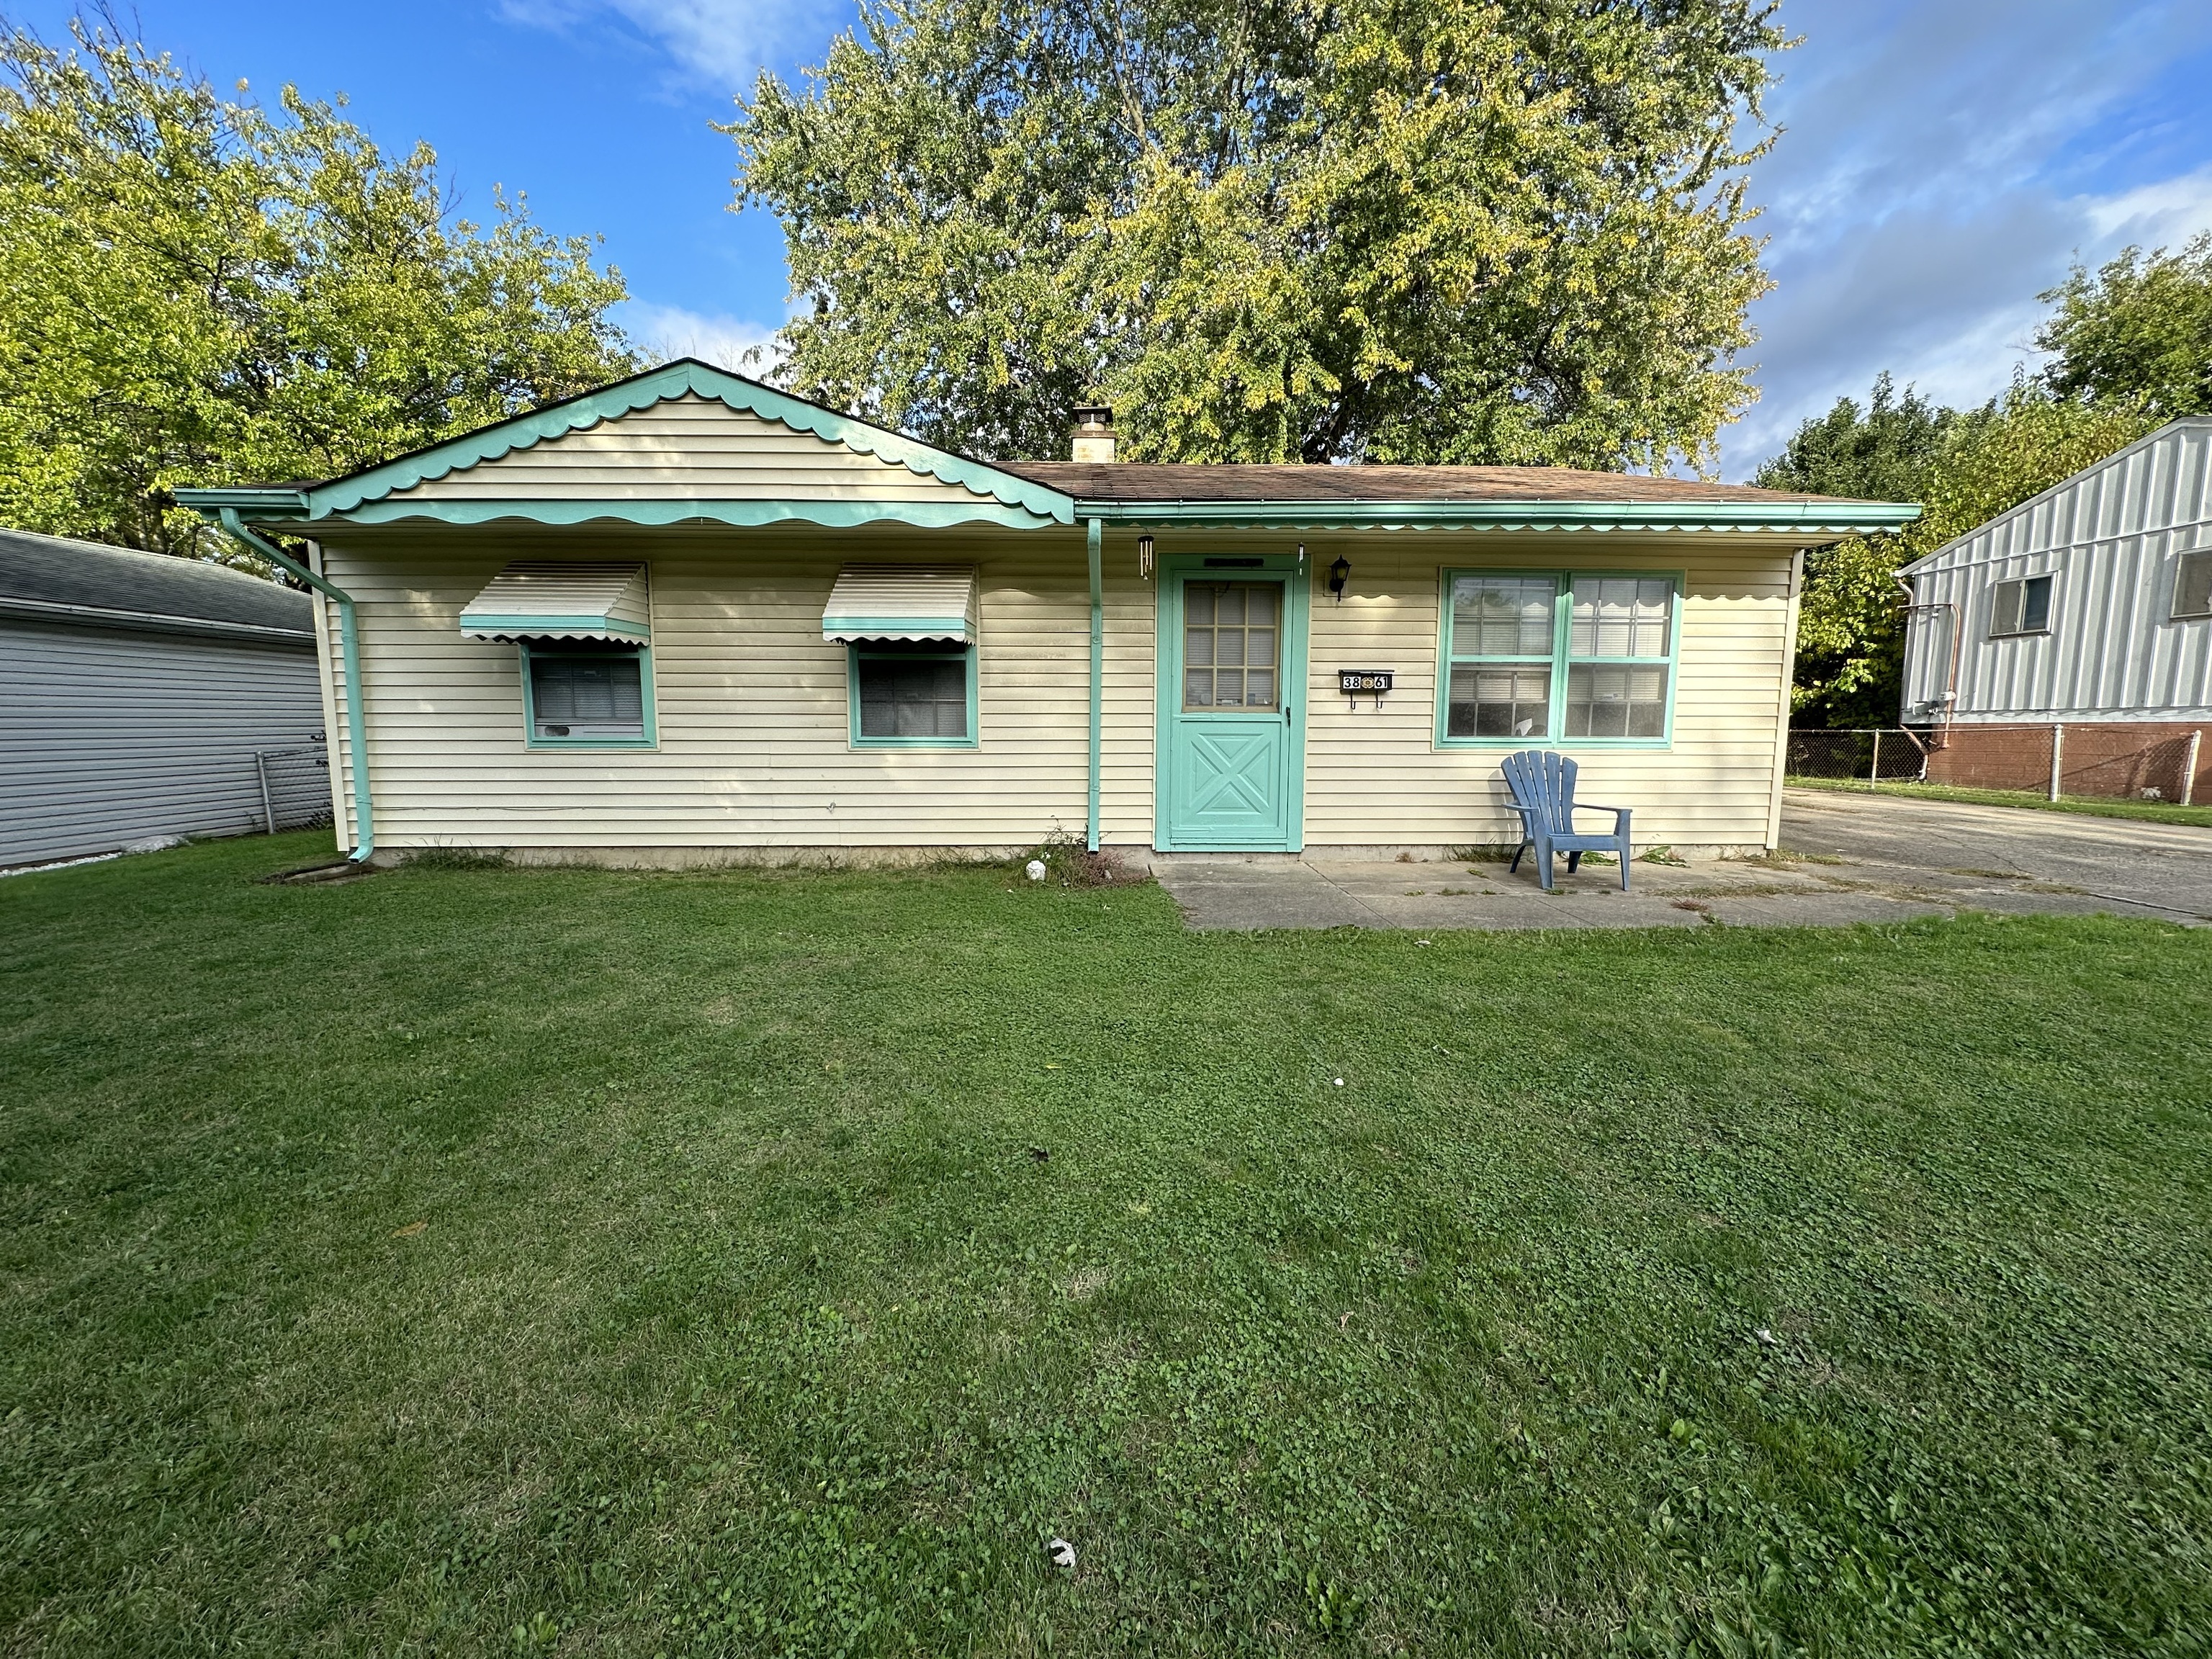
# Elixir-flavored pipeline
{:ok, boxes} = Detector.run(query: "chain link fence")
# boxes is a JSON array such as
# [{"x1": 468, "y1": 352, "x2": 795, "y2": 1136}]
[
  {"x1": 1784, "y1": 727, "x2": 1928, "y2": 785},
  {"x1": 252, "y1": 743, "x2": 333, "y2": 833}
]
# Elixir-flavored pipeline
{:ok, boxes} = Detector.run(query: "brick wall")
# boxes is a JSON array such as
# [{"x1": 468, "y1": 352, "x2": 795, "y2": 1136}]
[{"x1": 1926, "y1": 721, "x2": 2209, "y2": 802}]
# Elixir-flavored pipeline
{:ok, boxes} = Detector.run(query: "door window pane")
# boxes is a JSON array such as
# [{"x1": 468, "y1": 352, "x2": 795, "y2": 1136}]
[
  {"x1": 858, "y1": 650, "x2": 969, "y2": 739},
  {"x1": 1184, "y1": 583, "x2": 1282, "y2": 709},
  {"x1": 1569, "y1": 577, "x2": 1673, "y2": 657},
  {"x1": 1564, "y1": 665, "x2": 1668, "y2": 737},
  {"x1": 530, "y1": 649, "x2": 646, "y2": 740}
]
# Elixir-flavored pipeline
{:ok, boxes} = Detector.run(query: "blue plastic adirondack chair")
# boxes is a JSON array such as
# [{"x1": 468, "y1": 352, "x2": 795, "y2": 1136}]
[{"x1": 1499, "y1": 750, "x2": 1633, "y2": 892}]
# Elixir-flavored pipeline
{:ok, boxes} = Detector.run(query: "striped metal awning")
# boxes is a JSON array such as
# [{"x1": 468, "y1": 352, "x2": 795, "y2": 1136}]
[
  {"x1": 459, "y1": 562, "x2": 651, "y2": 642},
  {"x1": 822, "y1": 565, "x2": 977, "y2": 644}
]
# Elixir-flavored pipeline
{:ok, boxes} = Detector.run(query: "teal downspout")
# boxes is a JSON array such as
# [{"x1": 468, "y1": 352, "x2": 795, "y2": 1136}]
[
  {"x1": 1086, "y1": 516, "x2": 1103, "y2": 852},
  {"x1": 219, "y1": 508, "x2": 374, "y2": 863}
]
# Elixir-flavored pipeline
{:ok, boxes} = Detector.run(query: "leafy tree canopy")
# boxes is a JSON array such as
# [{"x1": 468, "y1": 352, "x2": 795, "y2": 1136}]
[
  {"x1": 1771, "y1": 379, "x2": 2154, "y2": 727},
  {"x1": 724, "y1": 0, "x2": 1785, "y2": 471},
  {"x1": 2038, "y1": 233, "x2": 2212, "y2": 421},
  {"x1": 0, "y1": 15, "x2": 636, "y2": 559}
]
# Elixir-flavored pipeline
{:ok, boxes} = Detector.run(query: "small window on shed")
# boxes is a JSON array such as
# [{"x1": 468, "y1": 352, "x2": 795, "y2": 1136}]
[
  {"x1": 2174, "y1": 552, "x2": 2212, "y2": 620},
  {"x1": 1990, "y1": 575, "x2": 2053, "y2": 638}
]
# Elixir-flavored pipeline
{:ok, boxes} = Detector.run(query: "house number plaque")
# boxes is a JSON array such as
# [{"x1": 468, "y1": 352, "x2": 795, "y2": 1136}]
[{"x1": 1338, "y1": 669, "x2": 1393, "y2": 709}]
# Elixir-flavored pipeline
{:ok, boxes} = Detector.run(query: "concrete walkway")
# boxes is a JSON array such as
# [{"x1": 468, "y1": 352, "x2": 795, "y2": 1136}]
[{"x1": 1150, "y1": 788, "x2": 2212, "y2": 932}]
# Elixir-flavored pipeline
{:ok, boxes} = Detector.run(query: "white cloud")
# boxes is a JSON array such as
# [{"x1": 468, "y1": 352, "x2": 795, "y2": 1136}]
[
  {"x1": 498, "y1": 0, "x2": 845, "y2": 86},
  {"x1": 623, "y1": 302, "x2": 787, "y2": 377},
  {"x1": 1723, "y1": 0, "x2": 2212, "y2": 476}
]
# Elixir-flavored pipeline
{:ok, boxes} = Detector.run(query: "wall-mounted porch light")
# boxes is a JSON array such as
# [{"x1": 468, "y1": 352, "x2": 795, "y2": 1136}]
[
  {"x1": 1138, "y1": 534, "x2": 1154, "y2": 580},
  {"x1": 1327, "y1": 555, "x2": 1351, "y2": 603}
]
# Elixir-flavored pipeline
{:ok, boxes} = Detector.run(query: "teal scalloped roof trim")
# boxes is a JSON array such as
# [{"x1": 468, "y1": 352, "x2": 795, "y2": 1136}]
[{"x1": 302, "y1": 360, "x2": 1075, "y2": 525}]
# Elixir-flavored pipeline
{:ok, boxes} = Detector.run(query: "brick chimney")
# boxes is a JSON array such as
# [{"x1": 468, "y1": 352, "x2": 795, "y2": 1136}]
[{"x1": 1071, "y1": 405, "x2": 1116, "y2": 463}]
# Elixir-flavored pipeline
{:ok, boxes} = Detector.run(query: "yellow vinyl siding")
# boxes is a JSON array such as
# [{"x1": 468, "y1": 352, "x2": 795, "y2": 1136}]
[
  {"x1": 1300, "y1": 535, "x2": 1792, "y2": 848},
  {"x1": 312, "y1": 524, "x2": 1097, "y2": 848},
  {"x1": 305, "y1": 522, "x2": 1797, "y2": 854},
  {"x1": 379, "y1": 395, "x2": 1007, "y2": 506}
]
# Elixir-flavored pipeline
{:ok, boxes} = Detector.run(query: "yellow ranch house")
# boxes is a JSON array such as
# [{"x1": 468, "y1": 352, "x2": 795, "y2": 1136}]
[{"x1": 177, "y1": 360, "x2": 1917, "y2": 867}]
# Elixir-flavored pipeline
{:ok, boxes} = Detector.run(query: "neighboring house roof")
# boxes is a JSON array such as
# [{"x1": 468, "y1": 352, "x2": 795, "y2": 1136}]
[
  {"x1": 176, "y1": 358, "x2": 1920, "y2": 539},
  {"x1": 0, "y1": 526, "x2": 315, "y2": 645}
]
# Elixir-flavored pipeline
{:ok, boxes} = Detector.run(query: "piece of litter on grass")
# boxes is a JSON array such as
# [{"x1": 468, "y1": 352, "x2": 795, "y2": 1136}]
[
  {"x1": 1754, "y1": 1326, "x2": 1778, "y2": 1346},
  {"x1": 1048, "y1": 1537, "x2": 1076, "y2": 1570},
  {"x1": 1025, "y1": 859, "x2": 1047, "y2": 881},
  {"x1": 391, "y1": 1221, "x2": 427, "y2": 1238},
  {"x1": 1416, "y1": 938, "x2": 1432, "y2": 946},
  {"x1": 1333, "y1": 1077, "x2": 1344, "y2": 1087}
]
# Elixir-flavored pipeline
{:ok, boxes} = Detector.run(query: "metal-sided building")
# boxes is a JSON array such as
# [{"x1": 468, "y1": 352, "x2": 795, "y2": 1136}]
[
  {"x1": 1898, "y1": 417, "x2": 2212, "y2": 803},
  {"x1": 0, "y1": 529, "x2": 331, "y2": 867}
]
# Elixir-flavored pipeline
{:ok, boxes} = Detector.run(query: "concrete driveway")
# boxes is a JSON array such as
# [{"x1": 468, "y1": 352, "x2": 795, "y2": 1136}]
[{"x1": 1149, "y1": 788, "x2": 2212, "y2": 932}]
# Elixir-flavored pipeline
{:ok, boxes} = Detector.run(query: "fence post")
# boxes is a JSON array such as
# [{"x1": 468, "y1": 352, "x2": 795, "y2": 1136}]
[
  {"x1": 1869, "y1": 729, "x2": 1881, "y2": 789},
  {"x1": 256, "y1": 750, "x2": 276, "y2": 835},
  {"x1": 2185, "y1": 730, "x2": 2203, "y2": 808},
  {"x1": 2049, "y1": 724, "x2": 2064, "y2": 803}
]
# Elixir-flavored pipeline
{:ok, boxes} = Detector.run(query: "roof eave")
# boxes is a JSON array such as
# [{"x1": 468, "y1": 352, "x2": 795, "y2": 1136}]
[{"x1": 1076, "y1": 499, "x2": 1923, "y2": 533}]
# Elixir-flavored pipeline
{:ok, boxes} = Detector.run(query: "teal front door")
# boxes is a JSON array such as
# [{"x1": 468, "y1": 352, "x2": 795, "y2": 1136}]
[{"x1": 1156, "y1": 557, "x2": 1308, "y2": 850}]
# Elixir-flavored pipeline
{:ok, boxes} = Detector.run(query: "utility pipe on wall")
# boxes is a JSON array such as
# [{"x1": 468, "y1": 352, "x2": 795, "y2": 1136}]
[
  {"x1": 1086, "y1": 516, "x2": 1103, "y2": 853},
  {"x1": 220, "y1": 509, "x2": 374, "y2": 863}
]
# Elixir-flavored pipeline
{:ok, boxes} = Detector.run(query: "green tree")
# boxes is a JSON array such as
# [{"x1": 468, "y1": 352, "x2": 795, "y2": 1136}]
[
  {"x1": 1763, "y1": 379, "x2": 2153, "y2": 727},
  {"x1": 0, "y1": 16, "x2": 636, "y2": 560},
  {"x1": 2038, "y1": 233, "x2": 2212, "y2": 419},
  {"x1": 724, "y1": 0, "x2": 1785, "y2": 471}
]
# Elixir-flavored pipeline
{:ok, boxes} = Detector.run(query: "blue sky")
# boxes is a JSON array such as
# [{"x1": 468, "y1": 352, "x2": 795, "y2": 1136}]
[{"x1": 16, "y1": 0, "x2": 2212, "y2": 477}]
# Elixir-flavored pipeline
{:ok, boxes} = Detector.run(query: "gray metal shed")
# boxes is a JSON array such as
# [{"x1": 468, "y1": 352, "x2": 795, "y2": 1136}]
[
  {"x1": 0, "y1": 529, "x2": 331, "y2": 867},
  {"x1": 1897, "y1": 418, "x2": 2212, "y2": 801}
]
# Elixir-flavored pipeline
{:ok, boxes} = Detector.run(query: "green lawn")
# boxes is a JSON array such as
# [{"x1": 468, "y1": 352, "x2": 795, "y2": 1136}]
[
  {"x1": 3, "y1": 835, "x2": 2208, "y2": 1657},
  {"x1": 1788, "y1": 773, "x2": 2212, "y2": 828}
]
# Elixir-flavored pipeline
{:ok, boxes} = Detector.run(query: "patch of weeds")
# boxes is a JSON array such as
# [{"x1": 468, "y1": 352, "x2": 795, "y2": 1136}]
[
  {"x1": 1447, "y1": 843, "x2": 1520, "y2": 862},
  {"x1": 1638, "y1": 845, "x2": 1689, "y2": 866},
  {"x1": 1581, "y1": 853, "x2": 1617, "y2": 866},
  {"x1": 403, "y1": 847, "x2": 511, "y2": 872},
  {"x1": 1015, "y1": 827, "x2": 1143, "y2": 888},
  {"x1": 1946, "y1": 867, "x2": 2026, "y2": 881}
]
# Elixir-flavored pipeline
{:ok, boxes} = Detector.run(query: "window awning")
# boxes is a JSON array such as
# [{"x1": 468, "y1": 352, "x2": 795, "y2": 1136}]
[
  {"x1": 822, "y1": 565, "x2": 978, "y2": 644},
  {"x1": 459, "y1": 562, "x2": 651, "y2": 642}
]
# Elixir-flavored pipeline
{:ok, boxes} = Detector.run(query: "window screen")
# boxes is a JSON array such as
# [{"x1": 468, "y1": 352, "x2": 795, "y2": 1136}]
[
  {"x1": 1990, "y1": 575, "x2": 2054, "y2": 637},
  {"x1": 1444, "y1": 575, "x2": 1557, "y2": 737},
  {"x1": 2174, "y1": 552, "x2": 2212, "y2": 620},
  {"x1": 857, "y1": 647, "x2": 970, "y2": 739},
  {"x1": 1183, "y1": 583, "x2": 1280, "y2": 709},
  {"x1": 529, "y1": 647, "x2": 646, "y2": 741}
]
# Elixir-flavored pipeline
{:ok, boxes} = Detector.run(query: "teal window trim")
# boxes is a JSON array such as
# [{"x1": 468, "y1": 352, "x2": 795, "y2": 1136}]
[
  {"x1": 518, "y1": 641, "x2": 659, "y2": 751},
  {"x1": 1434, "y1": 569, "x2": 1684, "y2": 750},
  {"x1": 847, "y1": 643, "x2": 980, "y2": 750}
]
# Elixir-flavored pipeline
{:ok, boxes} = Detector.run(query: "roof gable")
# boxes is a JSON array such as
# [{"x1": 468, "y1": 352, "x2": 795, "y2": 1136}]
[{"x1": 205, "y1": 360, "x2": 1076, "y2": 530}]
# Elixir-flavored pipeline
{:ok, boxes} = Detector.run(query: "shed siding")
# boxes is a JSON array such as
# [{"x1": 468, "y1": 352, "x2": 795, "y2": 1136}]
[
  {"x1": 312, "y1": 525, "x2": 1795, "y2": 853},
  {"x1": 379, "y1": 395, "x2": 1012, "y2": 507},
  {"x1": 0, "y1": 620, "x2": 325, "y2": 865},
  {"x1": 1902, "y1": 418, "x2": 2212, "y2": 720}
]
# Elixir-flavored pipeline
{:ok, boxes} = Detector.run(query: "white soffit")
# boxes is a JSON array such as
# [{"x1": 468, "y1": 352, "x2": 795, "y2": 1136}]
[
  {"x1": 822, "y1": 565, "x2": 978, "y2": 643},
  {"x1": 459, "y1": 562, "x2": 651, "y2": 642}
]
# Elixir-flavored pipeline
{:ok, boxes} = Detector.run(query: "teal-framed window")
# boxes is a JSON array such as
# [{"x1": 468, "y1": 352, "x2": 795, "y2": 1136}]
[
  {"x1": 1437, "y1": 570, "x2": 1682, "y2": 747},
  {"x1": 519, "y1": 641, "x2": 657, "y2": 750},
  {"x1": 848, "y1": 642, "x2": 979, "y2": 749}
]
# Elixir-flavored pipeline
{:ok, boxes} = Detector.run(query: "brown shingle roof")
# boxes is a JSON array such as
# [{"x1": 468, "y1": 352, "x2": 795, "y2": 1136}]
[{"x1": 1004, "y1": 462, "x2": 1864, "y2": 505}]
